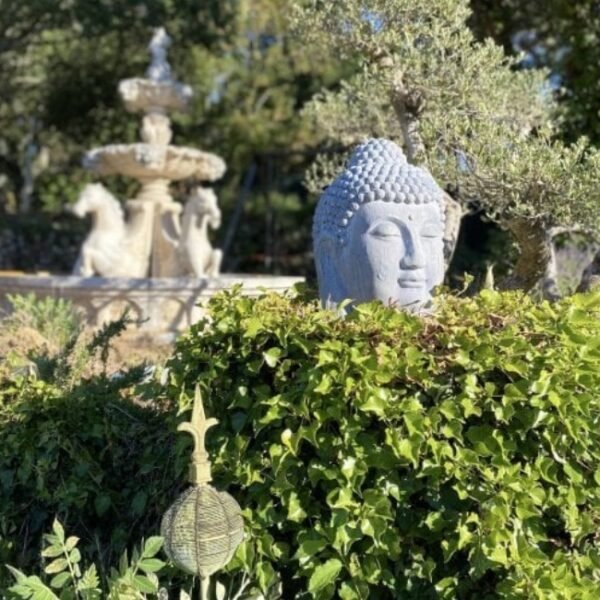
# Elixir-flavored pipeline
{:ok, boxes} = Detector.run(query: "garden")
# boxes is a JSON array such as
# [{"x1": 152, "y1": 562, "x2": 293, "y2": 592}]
[{"x1": 1, "y1": 1, "x2": 600, "y2": 599}]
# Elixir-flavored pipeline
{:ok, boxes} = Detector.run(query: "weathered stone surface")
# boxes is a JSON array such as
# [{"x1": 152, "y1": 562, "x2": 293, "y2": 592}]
[
  {"x1": 71, "y1": 183, "x2": 154, "y2": 278},
  {"x1": 0, "y1": 274, "x2": 303, "y2": 339},
  {"x1": 178, "y1": 187, "x2": 223, "y2": 277},
  {"x1": 313, "y1": 138, "x2": 445, "y2": 312},
  {"x1": 83, "y1": 144, "x2": 225, "y2": 182},
  {"x1": 119, "y1": 28, "x2": 192, "y2": 113},
  {"x1": 71, "y1": 183, "x2": 225, "y2": 279}
]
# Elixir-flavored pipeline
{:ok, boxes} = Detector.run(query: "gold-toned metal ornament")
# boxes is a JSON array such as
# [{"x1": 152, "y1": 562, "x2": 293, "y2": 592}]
[{"x1": 161, "y1": 386, "x2": 244, "y2": 599}]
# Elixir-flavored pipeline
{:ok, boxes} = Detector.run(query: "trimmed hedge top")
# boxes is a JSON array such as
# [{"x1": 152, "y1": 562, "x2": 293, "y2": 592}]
[{"x1": 169, "y1": 288, "x2": 600, "y2": 599}]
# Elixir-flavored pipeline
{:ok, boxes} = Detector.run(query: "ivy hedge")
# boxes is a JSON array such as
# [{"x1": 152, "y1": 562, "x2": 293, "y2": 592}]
[{"x1": 167, "y1": 288, "x2": 600, "y2": 599}]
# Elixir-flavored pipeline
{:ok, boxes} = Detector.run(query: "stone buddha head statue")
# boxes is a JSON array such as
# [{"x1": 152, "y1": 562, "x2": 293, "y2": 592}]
[{"x1": 313, "y1": 138, "x2": 445, "y2": 312}]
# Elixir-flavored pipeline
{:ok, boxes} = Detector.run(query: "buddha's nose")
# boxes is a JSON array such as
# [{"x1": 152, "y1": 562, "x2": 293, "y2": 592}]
[{"x1": 400, "y1": 236, "x2": 426, "y2": 270}]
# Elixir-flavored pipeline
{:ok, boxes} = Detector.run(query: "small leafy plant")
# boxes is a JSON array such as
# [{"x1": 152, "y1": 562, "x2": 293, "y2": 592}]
[
  {"x1": 4, "y1": 293, "x2": 83, "y2": 351},
  {"x1": 6, "y1": 520, "x2": 166, "y2": 599}
]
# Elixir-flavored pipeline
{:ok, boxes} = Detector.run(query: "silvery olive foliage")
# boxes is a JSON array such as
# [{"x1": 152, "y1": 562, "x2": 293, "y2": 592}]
[{"x1": 291, "y1": 0, "x2": 600, "y2": 285}]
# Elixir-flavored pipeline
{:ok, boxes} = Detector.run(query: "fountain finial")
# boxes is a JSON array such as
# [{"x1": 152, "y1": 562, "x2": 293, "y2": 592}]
[
  {"x1": 147, "y1": 27, "x2": 173, "y2": 83},
  {"x1": 118, "y1": 27, "x2": 192, "y2": 114}
]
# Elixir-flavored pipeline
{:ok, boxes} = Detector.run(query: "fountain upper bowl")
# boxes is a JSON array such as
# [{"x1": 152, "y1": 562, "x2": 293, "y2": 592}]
[{"x1": 119, "y1": 78, "x2": 193, "y2": 114}]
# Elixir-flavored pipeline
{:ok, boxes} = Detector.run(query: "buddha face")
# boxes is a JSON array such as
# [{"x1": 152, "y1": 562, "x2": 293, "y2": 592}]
[{"x1": 337, "y1": 201, "x2": 444, "y2": 309}]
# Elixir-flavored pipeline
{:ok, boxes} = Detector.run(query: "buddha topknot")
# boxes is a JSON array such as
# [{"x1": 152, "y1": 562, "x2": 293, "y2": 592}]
[{"x1": 313, "y1": 138, "x2": 445, "y2": 247}]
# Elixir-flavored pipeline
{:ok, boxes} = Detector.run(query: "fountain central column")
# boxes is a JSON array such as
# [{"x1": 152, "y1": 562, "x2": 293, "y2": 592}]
[
  {"x1": 135, "y1": 177, "x2": 182, "y2": 277},
  {"x1": 136, "y1": 178, "x2": 172, "y2": 204}
]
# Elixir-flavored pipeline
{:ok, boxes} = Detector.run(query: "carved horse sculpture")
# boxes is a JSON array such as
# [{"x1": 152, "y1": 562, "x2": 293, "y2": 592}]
[
  {"x1": 71, "y1": 183, "x2": 151, "y2": 277},
  {"x1": 178, "y1": 186, "x2": 223, "y2": 277}
]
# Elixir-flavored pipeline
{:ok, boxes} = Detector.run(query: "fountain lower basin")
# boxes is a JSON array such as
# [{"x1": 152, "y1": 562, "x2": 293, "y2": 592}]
[
  {"x1": 84, "y1": 144, "x2": 226, "y2": 181},
  {"x1": 0, "y1": 274, "x2": 304, "y2": 341}
]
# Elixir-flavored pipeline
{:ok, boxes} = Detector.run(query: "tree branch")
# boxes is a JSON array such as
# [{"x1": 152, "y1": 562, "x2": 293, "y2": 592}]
[{"x1": 577, "y1": 249, "x2": 600, "y2": 293}]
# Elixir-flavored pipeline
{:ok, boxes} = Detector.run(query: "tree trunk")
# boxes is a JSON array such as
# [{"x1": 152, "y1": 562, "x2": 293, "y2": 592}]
[
  {"x1": 541, "y1": 236, "x2": 561, "y2": 300},
  {"x1": 221, "y1": 161, "x2": 257, "y2": 270},
  {"x1": 577, "y1": 248, "x2": 600, "y2": 292},
  {"x1": 390, "y1": 91, "x2": 422, "y2": 163},
  {"x1": 389, "y1": 76, "x2": 463, "y2": 267},
  {"x1": 499, "y1": 217, "x2": 551, "y2": 292},
  {"x1": 389, "y1": 70, "x2": 424, "y2": 164},
  {"x1": 442, "y1": 192, "x2": 462, "y2": 266}
]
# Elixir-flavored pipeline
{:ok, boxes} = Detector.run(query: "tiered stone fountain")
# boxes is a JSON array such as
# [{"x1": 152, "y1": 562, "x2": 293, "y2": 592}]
[{"x1": 0, "y1": 29, "x2": 302, "y2": 338}]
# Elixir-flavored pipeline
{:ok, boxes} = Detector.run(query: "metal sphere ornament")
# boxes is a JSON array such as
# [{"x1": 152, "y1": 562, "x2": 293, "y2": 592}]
[{"x1": 161, "y1": 386, "x2": 244, "y2": 598}]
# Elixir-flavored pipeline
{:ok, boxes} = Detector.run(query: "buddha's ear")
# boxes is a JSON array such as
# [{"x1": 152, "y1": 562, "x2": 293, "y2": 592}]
[{"x1": 314, "y1": 235, "x2": 348, "y2": 309}]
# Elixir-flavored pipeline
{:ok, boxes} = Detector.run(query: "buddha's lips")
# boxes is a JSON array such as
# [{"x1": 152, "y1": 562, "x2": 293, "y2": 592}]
[{"x1": 398, "y1": 277, "x2": 427, "y2": 288}]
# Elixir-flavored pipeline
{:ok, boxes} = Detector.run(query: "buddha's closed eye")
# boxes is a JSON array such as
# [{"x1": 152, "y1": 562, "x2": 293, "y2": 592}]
[
  {"x1": 421, "y1": 222, "x2": 443, "y2": 239},
  {"x1": 368, "y1": 221, "x2": 400, "y2": 238}
]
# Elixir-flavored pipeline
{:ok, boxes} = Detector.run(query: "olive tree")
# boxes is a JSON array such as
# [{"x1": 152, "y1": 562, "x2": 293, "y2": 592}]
[{"x1": 291, "y1": 0, "x2": 600, "y2": 292}]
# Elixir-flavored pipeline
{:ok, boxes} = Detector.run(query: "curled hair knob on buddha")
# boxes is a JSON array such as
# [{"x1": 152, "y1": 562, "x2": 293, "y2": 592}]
[{"x1": 313, "y1": 138, "x2": 445, "y2": 313}]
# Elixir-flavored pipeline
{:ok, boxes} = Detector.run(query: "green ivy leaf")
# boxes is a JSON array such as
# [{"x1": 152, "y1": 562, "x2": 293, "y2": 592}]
[
  {"x1": 308, "y1": 558, "x2": 343, "y2": 594},
  {"x1": 263, "y1": 347, "x2": 283, "y2": 367},
  {"x1": 286, "y1": 491, "x2": 307, "y2": 522},
  {"x1": 294, "y1": 532, "x2": 328, "y2": 563}
]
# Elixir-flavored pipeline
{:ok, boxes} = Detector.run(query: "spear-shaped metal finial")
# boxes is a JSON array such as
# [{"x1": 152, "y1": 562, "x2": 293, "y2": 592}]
[{"x1": 178, "y1": 385, "x2": 218, "y2": 485}]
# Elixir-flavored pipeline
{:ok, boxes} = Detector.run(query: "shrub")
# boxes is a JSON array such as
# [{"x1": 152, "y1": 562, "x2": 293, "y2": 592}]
[
  {"x1": 0, "y1": 304, "x2": 267, "y2": 599},
  {"x1": 0, "y1": 306, "x2": 189, "y2": 595},
  {"x1": 0, "y1": 362, "x2": 183, "y2": 575},
  {"x1": 167, "y1": 288, "x2": 600, "y2": 599},
  {"x1": 2, "y1": 293, "x2": 83, "y2": 353},
  {"x1": 4, "y1": 288, "x2": 600, "y2": 598}
]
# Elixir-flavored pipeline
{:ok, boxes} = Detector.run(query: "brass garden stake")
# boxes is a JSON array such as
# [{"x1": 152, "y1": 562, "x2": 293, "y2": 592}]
[{"x1": 161, "y1": 386, "x2": 244, "y2": 600}]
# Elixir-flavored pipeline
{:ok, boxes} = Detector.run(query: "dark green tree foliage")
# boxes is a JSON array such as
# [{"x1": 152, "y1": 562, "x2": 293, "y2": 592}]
[
  {"x1": 469, "y1": 0, "x2": 600, "y2": 145},
  {"x1": 0, "y1": 0, "x2": 343, "y2": 275},
  {"x1": 177, "y1": 0, "x2": 347, "y2": 274},
  {"x1": 168, "y1": 289, "x2": 600, "y2": 599}
]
